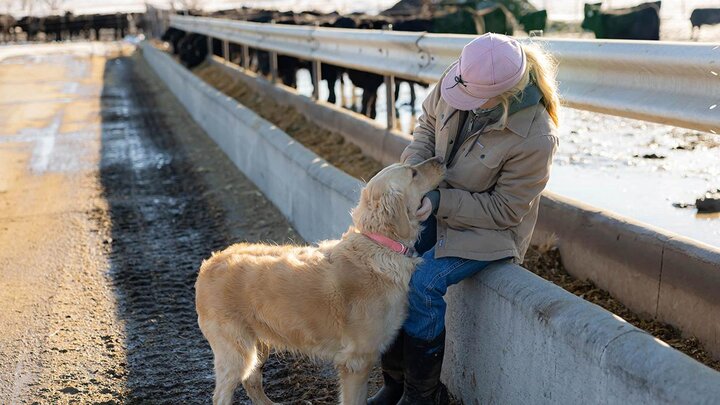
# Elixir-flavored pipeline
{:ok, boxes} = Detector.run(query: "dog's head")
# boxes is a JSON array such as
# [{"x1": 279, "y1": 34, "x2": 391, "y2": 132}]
[{"x1": 352, "y1": 157, "x2": 445, "y2": 244}]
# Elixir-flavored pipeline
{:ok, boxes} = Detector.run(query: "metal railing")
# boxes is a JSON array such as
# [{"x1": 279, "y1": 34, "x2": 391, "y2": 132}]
[{"x1": 169, "y1": 14, "x2": 720, "y2": 134}]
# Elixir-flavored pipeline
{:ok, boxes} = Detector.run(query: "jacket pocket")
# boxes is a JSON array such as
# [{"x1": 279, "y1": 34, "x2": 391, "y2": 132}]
[
  {"x1": 446, "y1": 143, "x2": 505, "y2": 192},
  {"x1": 470, "y1": 144, "x2": 504, "y2": 169}
]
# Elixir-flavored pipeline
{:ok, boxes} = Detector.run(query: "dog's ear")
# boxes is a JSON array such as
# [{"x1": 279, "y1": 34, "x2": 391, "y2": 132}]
[
  {"x1": 354, "y1": 182, "x2": 412, "y2": 241},
  {"x1": 383, "y1": 190, "x2": 412, "y2": 241}
]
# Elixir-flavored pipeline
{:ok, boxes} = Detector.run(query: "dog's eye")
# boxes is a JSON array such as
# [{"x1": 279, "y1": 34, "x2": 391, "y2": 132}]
[{"x1": 411, "y1": 168, "x2": 418, "y2": 178}]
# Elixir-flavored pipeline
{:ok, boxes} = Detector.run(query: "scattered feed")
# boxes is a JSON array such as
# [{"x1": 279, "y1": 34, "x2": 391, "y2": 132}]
[
  {"x1": 523, "y1": 245, "x2": 720, "y2": 372},
  {"x1": 193, "y1": 62, "x2": 384, "y2": 182}
]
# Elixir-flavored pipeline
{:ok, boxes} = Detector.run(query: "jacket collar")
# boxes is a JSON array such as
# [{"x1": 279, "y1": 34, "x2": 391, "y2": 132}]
[
  {"x1": 505, "y1": 83, "x2": 542, "y2": 138},
  {"x1": 439, "y1": 83, "x2": 541, "y2": 138},
  {"x1": 504, "y1": 103, "x2": 539, "y2": 138}
]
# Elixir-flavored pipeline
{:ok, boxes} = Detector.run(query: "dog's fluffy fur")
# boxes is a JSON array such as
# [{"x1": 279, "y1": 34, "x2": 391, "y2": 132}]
[{"x1": 195, "y1": 158, "x2": 445, "y2": 405}]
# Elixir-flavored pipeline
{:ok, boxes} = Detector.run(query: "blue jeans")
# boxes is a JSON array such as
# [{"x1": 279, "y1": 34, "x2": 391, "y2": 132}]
[{"x1": 402, "y1": 217, "x2": 503, "y2": 341}]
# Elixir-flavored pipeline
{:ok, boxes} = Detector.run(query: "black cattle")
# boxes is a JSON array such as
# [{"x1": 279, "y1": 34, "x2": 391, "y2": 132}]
[
  {"x1": 217, "y1": 10, "x2": 281, "y2": 78},
  {"x1": 473, "y1": 3, "x2": 515, "y2": 35},
  {"x1": 381, "y1": 0, "x2": 429, "y2": 17},
  {"x1": 582, "y1": 2, "x2": 661, "y2": 40},
  {"x1": 343, "y1": 17, "x2": 392, "y2": 119},
  {"x1": 253, "y1": 17, "x2": 313, "y2": 88},
  {"x1": 162, "y1": 27, "x2": 187, "y2": 55},
  {"x1": 690, "y1": 9, "x2": 720, "y2": 39},
  {"x1": 390, "y1": 4, "x2": 513, "y2": 36},
  {"x1": 346, "y1": 68, "x2": 384, "y2": 119},
  {"x1": 17, "y1": 16, "x2": 41, "y2": 40},
  {"x1": 519, "y1": 9, "x2": 547, "y2": 33},
  {"x1": 319, "y1": 16, "x2": 356, "y2": 105},
  {"x1": 199, "y1": 8, "x2": 306, "y2": 85},
  {"x1": 392, "y1": 18, "x2": 432, "y2": 31},
  {"x1": 0, "y1": 14, "x2": 15, "y2": 41},
  {"x1": 428, "y1": 7, "x2": 479, "y2": 34},
  {"x1": 42, "y1": 14, "x2": 67, "y2": 41},
  {"x1": 92, "y1": 13, "x2": 131, "y2": 39},
  {"x1": 177, "y1": 33, "x2": 209, "y2": 68},
  {"x1": 388, "y1": 19, "x2": 434, "y2": 121},
  {"x1": 13, "y1": 12, "x2": 132, "y2": 42}
]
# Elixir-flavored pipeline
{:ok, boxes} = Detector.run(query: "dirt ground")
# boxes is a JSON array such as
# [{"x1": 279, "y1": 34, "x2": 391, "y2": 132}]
[
  {"x1": 189, "y1": 61, "x2": 720, "y2": 372},
  {"x1": 0, "y1": 46, "x2": 130, "y2": 404},
  {"x1": 0, "y1": 44, "x2": 387, "y2": 404}
]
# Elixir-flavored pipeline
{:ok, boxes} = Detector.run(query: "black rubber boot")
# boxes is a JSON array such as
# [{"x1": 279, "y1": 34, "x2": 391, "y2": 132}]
[
  {"x1": 368, "y1": 330, "x2": 405, "y2": 405},
  {"x1": 397, "y1": 330, "x2": 450, "y2": 405}
]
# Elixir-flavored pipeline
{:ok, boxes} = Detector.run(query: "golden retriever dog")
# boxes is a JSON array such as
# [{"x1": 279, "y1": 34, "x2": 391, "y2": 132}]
[{"x1": 195, "y1": 157, "x2": 445, "y2": 405}]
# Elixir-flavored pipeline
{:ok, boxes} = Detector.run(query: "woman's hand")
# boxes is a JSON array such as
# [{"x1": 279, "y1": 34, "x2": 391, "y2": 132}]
[
  {"x1": 415, "y1": 197, "x2": 433, "y2": 222},
  {"x1": 415, "y1": 190, "x2": 441, "y2": 222}
]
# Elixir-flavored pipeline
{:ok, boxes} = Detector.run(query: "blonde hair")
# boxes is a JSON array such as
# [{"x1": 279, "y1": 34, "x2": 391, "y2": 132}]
[{"x1": 497, "y1": 41, "x2": 560, "y2": 127}]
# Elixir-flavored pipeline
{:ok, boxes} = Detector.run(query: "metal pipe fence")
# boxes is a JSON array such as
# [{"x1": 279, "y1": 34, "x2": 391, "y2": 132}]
[{"x1": 168, "y1": 14, "x2": 720, "y2": 134}]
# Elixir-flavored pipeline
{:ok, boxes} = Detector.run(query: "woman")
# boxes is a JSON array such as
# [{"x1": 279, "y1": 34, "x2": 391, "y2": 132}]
[{"x1": 369, "y1": 33, "x2": 560, "y2": 404}]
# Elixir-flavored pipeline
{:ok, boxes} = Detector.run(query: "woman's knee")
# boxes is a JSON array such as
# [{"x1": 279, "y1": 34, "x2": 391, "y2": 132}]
[{"x1": 408, "y1": 261, "x2": 445, "y2": 300}]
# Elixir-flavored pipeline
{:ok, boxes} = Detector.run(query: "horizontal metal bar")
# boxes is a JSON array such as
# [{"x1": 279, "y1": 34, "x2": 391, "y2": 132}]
[{"x1": 169, "y1": 14, "x2": 720, "y2": 133}]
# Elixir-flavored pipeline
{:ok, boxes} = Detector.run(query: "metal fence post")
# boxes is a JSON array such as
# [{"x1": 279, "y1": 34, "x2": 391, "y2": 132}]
[
  {"x1": 339, "y1": 74, "x2": 347, "y2": 107},
  {"x1": 241, "y1": 44, "x2": 250, "y2": 70},
  {"x1": 270, "y1": 51, "x2": 278, "y2": 83},
  {"x1": 222, "y1": 39, "x2": 229, "y2": 62},
  {"x1": 311, "y1": 59, "x2": 321, "y2": 100},
  {"x1": 385, "y1": 75, "x2": 396, "y2": 130}
]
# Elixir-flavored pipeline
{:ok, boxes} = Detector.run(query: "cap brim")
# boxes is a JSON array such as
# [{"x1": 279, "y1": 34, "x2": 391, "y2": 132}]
[{"x1": 440, "y1": 63, "x2": 489, "y2": 111}]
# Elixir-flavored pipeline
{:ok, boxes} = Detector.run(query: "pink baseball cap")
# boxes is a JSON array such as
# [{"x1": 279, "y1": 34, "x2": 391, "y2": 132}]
[{"x1": 441, "y1": 33, "x2": 527, "y2": 111}]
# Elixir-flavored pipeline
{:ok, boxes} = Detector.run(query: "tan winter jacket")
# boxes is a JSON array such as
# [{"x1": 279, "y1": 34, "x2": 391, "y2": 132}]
[{"x1": 401, "y1": 80, "x2": 559, "y2": 263}]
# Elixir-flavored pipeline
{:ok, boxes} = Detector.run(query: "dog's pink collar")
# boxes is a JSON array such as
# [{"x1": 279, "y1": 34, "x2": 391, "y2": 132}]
[{"x1": 363, "y1": 232, "x2": 416, "y2": 258}]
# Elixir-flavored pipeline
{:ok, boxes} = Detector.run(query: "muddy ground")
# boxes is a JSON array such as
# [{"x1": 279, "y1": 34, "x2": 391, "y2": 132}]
[
  {"x1": 189, "y1": 61, "x2": 720, "y2": 372},
  {"x1": 0, "y1": 45, "x2": 390, "y2": 404}
]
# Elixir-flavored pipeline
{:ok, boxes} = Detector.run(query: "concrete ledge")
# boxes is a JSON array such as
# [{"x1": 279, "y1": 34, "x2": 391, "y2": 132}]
[
  {"x1": 207, "y1": 57, "x2": 720, "y2": 360},
  {"x1": 141, "y1": 43, "x2": 360, "y2": 243},
  {"x1": 141, "y1": 43, "x2": 720, "y2": 403},
  {"x1": 535, "y1": 192, "x2": 720, "y2": 359},
  {"x1": 445, "y1": 263, "x2": 720, "y2": 404}
]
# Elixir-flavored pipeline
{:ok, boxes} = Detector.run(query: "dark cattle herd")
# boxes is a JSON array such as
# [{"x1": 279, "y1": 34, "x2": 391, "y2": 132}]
[
  {"x1": 582, "y1": 2, "x2": 662, "y2": 40},
  {"x1": 160, "y1": 1, "x2": 544, "y2": 119},
  {"x1": 581, "y1": 2, "x2": 720, "y2": 41},
  {"x1": 0, "y1": 12, "x2": 140, "y2": 41}
]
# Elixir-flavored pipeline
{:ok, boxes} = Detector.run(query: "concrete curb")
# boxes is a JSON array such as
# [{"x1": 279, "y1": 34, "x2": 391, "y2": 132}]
[
  {"x1": 141, "y1": 43, "x2": 361, "y2": 243},
  {"x1": 140, "y1": 43, "x2": 720, "y2": 404},
  {"x1": 208, "y1": 57, "x2": 720, "y2": 360},
  {"x1": 445, "y1": 263, "x2": 720, "y2": 405},
  {"x1": 534, "y1": 192, "x2": 720, "y2": 360}
]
